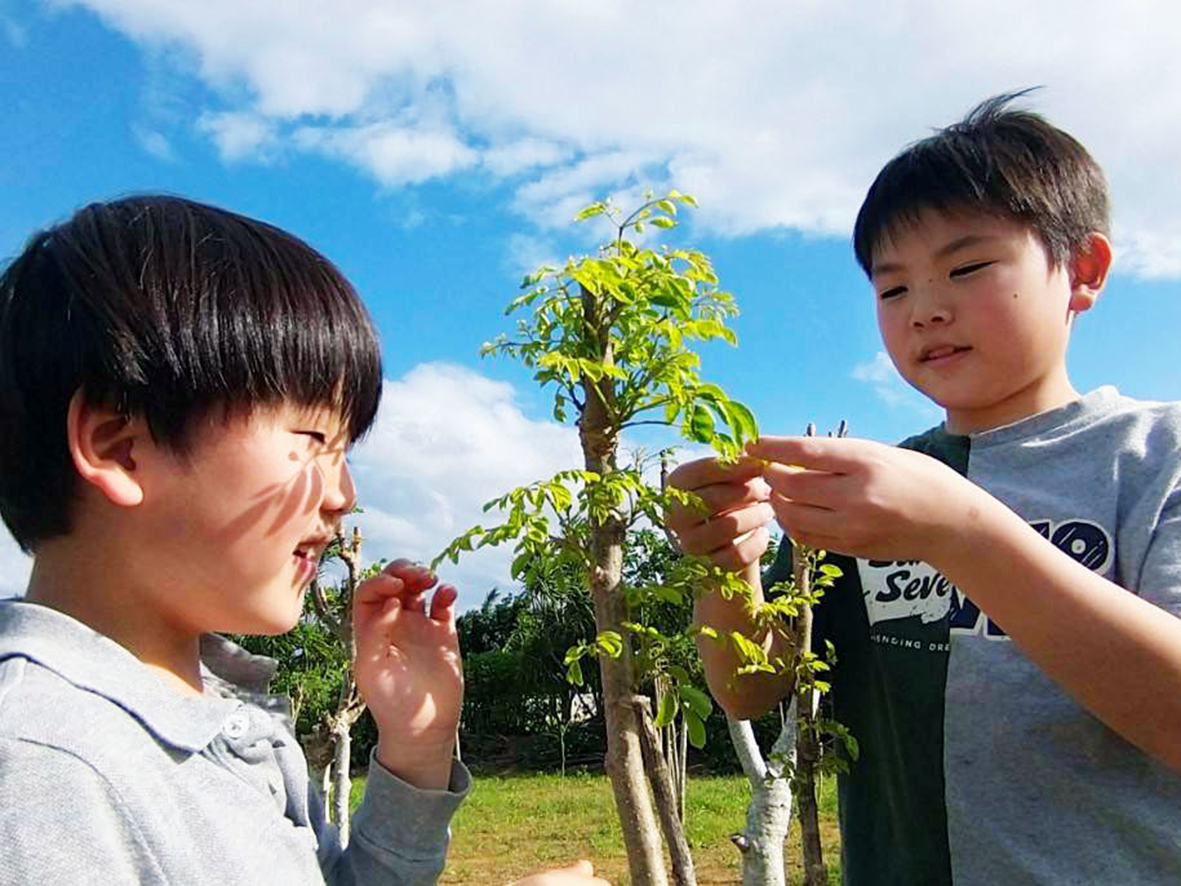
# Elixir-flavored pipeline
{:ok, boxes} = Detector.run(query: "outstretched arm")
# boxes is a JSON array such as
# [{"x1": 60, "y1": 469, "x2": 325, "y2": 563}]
[{"x1": 752, "y1": 434, "x2": 1181, "y2": 772}]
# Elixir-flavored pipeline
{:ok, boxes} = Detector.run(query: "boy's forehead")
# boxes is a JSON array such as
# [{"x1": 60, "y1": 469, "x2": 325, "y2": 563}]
[
  {"x1": 210, "y1": 399, "x2": 348, "y2": 432},
  {"x1": 869, "y1": 207, "x2": 1033, "y2": 274}
]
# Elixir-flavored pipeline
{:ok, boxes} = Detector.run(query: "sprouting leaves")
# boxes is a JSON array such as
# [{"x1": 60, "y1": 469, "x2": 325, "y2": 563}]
[{"x1": 434, "y1": 190, "x2": 769, "y2": 753}]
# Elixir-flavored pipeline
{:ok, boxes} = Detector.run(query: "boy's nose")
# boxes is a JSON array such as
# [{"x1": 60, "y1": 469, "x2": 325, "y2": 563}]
[
  {"x1": 320, "y1": 458, "x2": 357, "y2": 516},
  {"x1": 911, "y1": 292, "x2": 952, "y2": 328}
]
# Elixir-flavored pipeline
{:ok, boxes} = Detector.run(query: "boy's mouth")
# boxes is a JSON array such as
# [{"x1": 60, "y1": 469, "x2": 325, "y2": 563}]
[
  {"x1": 920, "y1": 345, "x2": 971, "y2": 363},
  {"x1": 293, "y1": 537, "x2": 329, "y2": 564}
]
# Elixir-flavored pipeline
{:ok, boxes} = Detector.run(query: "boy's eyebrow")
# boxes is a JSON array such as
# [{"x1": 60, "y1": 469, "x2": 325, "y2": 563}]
[{"x1": 871, "y1": 233, "x2": 999, "y2": 278}]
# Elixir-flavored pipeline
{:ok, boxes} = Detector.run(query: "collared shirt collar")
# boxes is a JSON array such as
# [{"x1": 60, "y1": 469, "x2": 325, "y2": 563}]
[{"x1": 0, "y1": 599, "x2": 280, "y2": 753}]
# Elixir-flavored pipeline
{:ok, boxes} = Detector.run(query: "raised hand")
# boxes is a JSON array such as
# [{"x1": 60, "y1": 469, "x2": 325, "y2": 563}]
[
  {"x1": 352, "y1": 559, "x2": 463, "y2": 790},
  {"x1": 748, "y1": 435, "x2": 977, "y2": 564},
  {"x1": 665, "y1": 455, "x2": 775, "y2": 572}
]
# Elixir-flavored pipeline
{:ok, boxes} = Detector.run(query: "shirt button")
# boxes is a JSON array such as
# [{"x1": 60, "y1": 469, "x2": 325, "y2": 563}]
[{"x1": 223, "y1": 711, "x2": 251, "y2": 739}]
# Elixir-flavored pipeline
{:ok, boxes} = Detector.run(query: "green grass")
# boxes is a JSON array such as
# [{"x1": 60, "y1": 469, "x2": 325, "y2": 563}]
[{"x1": 350, "y1": 769, "x2": 841, "y2": 885}]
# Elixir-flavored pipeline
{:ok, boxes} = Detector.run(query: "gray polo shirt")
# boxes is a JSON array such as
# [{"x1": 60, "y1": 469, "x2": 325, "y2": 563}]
[{"x1": 0, "y1": 600, "x2": 470, "y2": 885}]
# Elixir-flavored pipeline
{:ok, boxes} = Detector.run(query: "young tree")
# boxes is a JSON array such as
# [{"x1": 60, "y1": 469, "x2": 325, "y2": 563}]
[{"x1": 436, "y1": 192, "x2": 758, "y2": 886}]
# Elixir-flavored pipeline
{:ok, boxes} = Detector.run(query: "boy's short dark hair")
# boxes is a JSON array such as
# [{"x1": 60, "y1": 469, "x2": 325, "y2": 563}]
[
  {"x1": 853, "y1": 89, "x2": 1110, "y2": 274},
  {"x1": 0, "y1": 195, "x2": 383, "y2": 553}
]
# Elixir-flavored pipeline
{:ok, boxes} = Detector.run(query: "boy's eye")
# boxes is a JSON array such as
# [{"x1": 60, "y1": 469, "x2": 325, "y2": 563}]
[
  {"x1": 950, "y1": 260, "x2": 994, "y2": 278},
  {"x1": 300, "y1": 431, "x2": 327, "y2": 444},
  {"x1": 879, "y1": 285, "x2": 907, "y2": 300}
]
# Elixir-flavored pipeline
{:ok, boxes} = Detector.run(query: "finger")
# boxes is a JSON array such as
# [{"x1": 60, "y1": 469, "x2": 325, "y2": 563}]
[
  {"x1": 667, "y1": 454, "x2": 766, "y2": 491},
  {"x1": 761, "y1": 462, "x2": 844, "y2": 508},
  {"x1": 354, "y1": 572, "x2": 405, "y2": 612},
  {"x1": 381, "y1": 558, "x2": 439, "y2": 594},
  {"x1": 429, "y1": 583, "x2": 459, "y2": 622},
  {"x1": 680, "y1": 502, "x2": 774, "y2": 556},
  {"x1": 355, "y1": 592, "x2": 403, "y2": 648},
  {"x1": 562, "y1": 860, "x2": 594, "y2": 875},
  {"x1": 769, "y1": 493, "x2": 849, "y2": 542},
  {"x1": 692, "y1": 478, "x2": 772, "y2": 516},
  {"x1": 696, "y1": 524, "x2": 770, "y2": 573},
  {"x1": 747, "y1": 435, "x2": 868, "y2": 473}
]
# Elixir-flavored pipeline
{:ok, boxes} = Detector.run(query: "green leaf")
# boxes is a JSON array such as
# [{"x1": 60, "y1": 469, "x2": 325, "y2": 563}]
[
  {"x1": 687, "y1": 404, "x2": 715, "y2": 444},
  {"x1": 678, "y1": 684, "x2": 714, "y2": 719},
  {"x1": 597, "y1": 630, "x2": 624, "y2": 658},
  {"x1": 510, "y1": 552, "x2": 530, "y2": 579},
  {"x1": 566, "y1": 659, "x2": 584, "y2": 686},
  {"x1": 653, "y1": 690, "x2": 678, "y2": 728},
  {"x1": 723, "y1": 399, "x2": 759, "y2": 448},
  {"x1": 575, "y1": 203, "x2": 606, "y2": 221},
  {"x1": 667, "y1": 664, "x2": 691, "y2": 683},
  {"x1": 651, "y1": 217, "x2": 676, "y2": 229},
  {"x1": 655, "y1": 200, "x2": 677, "y2": 215},
  {"x1": 685, "y1": 710, "x2": 706, "y2": 748}
]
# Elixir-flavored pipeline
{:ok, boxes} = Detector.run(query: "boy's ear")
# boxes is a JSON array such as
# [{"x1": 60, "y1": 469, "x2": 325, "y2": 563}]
[
  {"x1": 1067, "y1": 232, "x2": 1113, "y2": 314},
  {"x1": 67, "y1": 391, "x2": 147, "y2": 507}
]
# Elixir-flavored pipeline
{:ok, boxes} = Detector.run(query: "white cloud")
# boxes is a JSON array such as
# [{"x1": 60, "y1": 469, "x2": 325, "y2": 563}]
[
  {"x1": 197, "y1": 111, "x2": 277, "y2": 162},
  {"x1": 482, "y1": 138, "x2": 572, "y2": 178},
  {"x1": 0, "y1": 535, "x2": 31, "y2": 598},
  {"x1": 60, "y1": 0, "x2": 1181, "y2": 278},
  {"x1": 133, "y1": 125, "x2": 176, "y2": 162},
  {"x1": 851, "y1": 351, "x2": 941, "y2": 418},
  {"x1": 345, "y1": 362, "x2": 583, "y2": 607},
  {"x1": 293, "y1": 121, "x2": 477, "y2": 188}
]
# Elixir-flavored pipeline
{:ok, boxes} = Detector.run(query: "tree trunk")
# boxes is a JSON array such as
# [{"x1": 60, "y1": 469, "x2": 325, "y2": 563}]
[
  {"x1": 634, "y1": 698, "x2": 698, "y2": 886},
  {"x1": 330, "y1": 721, "x2": 353, "y2": 847},
  {"x1": 581, "y1": 284, "x2": 670, "y2": 886},
  {"x1": 590, "y1": 545, "x2": 669, "y2": 886},
  {"x1": 727, "y1": 707, "x2": 796, "y2": 886}
]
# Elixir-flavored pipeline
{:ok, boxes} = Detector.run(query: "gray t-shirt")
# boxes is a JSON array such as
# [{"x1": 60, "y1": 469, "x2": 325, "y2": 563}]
[
  {"x1": 766, "y1": 386, "x2": 1181, "y2": 885},
  {"x1": 0, "y1": 600, "x2": 470, "y2": 885}
]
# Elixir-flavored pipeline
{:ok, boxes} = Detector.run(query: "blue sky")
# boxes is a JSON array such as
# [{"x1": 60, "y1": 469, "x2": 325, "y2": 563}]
[{"x1": 2, "y1": 0, "x2": 1180, "y2": 601}]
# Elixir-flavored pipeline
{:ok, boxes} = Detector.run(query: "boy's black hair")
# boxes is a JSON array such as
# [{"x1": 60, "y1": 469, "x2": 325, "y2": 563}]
[
  {"x1": 0, "y1": 195, "x2": 383, "y2": 553},
  {"x1": 853, "y1": 89, "x2": 1110, "y2": 275}
]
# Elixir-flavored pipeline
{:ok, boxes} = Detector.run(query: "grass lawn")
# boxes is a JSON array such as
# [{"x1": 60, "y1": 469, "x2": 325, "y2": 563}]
[{"x1": 351, "y1": 769, "x2": 840, "y2": 885}]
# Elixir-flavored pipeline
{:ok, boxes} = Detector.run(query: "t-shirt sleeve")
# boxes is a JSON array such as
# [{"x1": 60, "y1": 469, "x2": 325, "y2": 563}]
[
  {"x1": 1130, "y1": 479, "x2": 1181, "y2": 618},
  {"x1": 317, "y1": 750, "x2": 471, "y2": 886},
  {"x1": 0, "y1": 738, "x2": 167, "y2": 885}
]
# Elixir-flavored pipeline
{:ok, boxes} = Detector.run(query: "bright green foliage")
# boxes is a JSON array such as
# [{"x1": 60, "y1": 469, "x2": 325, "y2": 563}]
[
  {"x1": 479, "y1": 191, "x2": 756, "y2": 461},
  {"x1": 435, "y1": 194, "x2": 759, "y2": 764}
]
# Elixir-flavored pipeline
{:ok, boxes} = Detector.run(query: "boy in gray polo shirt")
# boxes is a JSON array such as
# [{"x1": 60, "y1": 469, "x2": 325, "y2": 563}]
[
  {"x1": 0, "y1": 197, "x2": 608, "y2": 886},
  {"x1": 669, "y1": 93, "x2": 1181, "y2": 884}
]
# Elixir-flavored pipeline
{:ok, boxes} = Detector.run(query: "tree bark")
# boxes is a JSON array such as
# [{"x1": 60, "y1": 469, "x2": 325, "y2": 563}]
[
  {"x1": 581, "y1": 284, "x2": 670, "y2": 886},
  {"x1": 727, "y1": 708, "x2": 796, "y2": 886},
  {"x1": 330, "y1": 720, "x2": 353, "y2": 847},
  {"x1": 634, "y1": 698, "x2": 698, "y2": 886},
  {"x1": 589, "y1": 538, "x2": 669, "y2": 886}
]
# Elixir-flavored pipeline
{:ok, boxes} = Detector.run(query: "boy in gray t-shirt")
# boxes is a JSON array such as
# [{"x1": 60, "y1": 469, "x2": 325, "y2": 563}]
[
  {"x1": 0, "y1": 197, "x2": 608, "y2": 886},
  {"x1": 669, "y1": 92, "x2": 1181, "y2": 884}
]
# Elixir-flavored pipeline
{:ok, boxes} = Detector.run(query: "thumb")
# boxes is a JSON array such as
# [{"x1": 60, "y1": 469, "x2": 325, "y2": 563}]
[{"x1": 560, "y1": 860, "x2": 594, "y2": 875}]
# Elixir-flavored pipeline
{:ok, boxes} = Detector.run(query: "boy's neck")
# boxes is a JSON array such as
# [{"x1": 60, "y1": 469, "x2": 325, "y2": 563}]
[
  {"x1": 25, "y1": 543, "x2": 206, "y2": 696},
  {"x1": 943, "y1": 374, "x2": 1082, "y2": 436}
]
